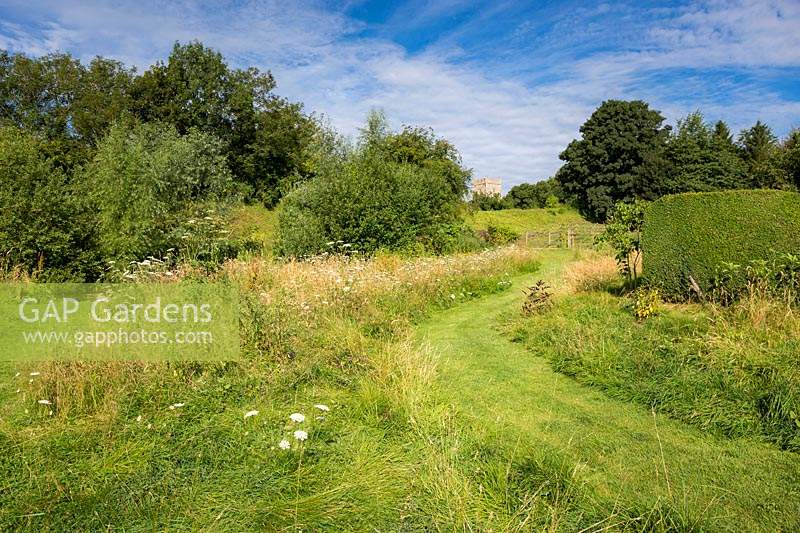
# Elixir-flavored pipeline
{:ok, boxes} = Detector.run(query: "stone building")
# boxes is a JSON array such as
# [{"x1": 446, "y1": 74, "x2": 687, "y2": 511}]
[{"x1": 471, "y1": 177, "x2": 502, "y2": 197}]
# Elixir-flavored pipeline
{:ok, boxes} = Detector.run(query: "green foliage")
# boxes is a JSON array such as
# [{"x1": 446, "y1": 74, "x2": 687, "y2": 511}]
[
  {"x1": 83, "y1": 121, "x2": 238, "y2": 265},
  {"x1": 595, "y1": 201, "x2": 645, "y2": 282},
  {"x1": 484, "y1": 223, "x2": 519, "y2": 245},
  {"x1": 556, "y1": 100, "x2": 670, "y2": 222},
  {"x1": 710, "y1": 253, "x2": 800, "y2": 305},
  {"x1": 521, "y1": 280, "x2": 552, "y2": 315},
  {"x1": 663, "y1": 112, "x2": 749, "y2": 192},
  {"x1": 505, "y1": 178, "x2": 564, "y2": 209},
  {"x1": 277, "y1": 113, "x2": 467, "y2": 257},
  {"x1": 0, "y1": 127, "x2": 99, "y2": 279},
  {"x1": 467, "y1": 207, "x2": 588, "y2": 234},
  {"x1": 642, "y1": 190, "x2": 800, "y2": 299},
  {"x1": 469, "y1": 192, "x2": 508, "y2": 210},
  {"x1": 738, "y1": 120, "x2": 791, "y2": 189},
  {"x1": 130, "y1": 41, "x2": 315, "y2": 204},
  {"x1": 505, "y1": 288, "x2": 800, "y2": 451}
]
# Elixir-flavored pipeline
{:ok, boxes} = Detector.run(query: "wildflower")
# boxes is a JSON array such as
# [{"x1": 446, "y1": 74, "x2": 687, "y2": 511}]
[
  {"x1": 136, "y1": 415, "x2": 143, "y2": 423},
  {"x1": 449, "y1": 294, "x2": 456, "y2": 300},
  {"x1": 169, "y1": 403, "x2": 185, "y2": 410},
  {"x1": 289, "y1": 413, "x2": 305, "y2": 423},
  {"x1": 244, "y1": 410, "x2": 259, "y2": 419},
  {"x1": 14, "y1": 372, "x2": 20, "y2": 378},
  {"x1": 37, "y1": 399, "x2": 52, "y2": 405},
  {"x1": 314, "y1": 404, "x2": 330, "y2": 412},
  {"x1": 30, "y1": 372, "x2": 40, "y2": 376},
  {"x1": 278, "y1": 439, "x2": 291, "y2": 450},
  {"x1": 293, "y1": 430, "x2": 308, "y2": 441}
]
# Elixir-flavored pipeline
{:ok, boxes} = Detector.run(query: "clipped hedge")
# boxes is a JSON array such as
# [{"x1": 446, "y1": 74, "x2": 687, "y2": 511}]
[{"x1": 642, "y1": 190, "x2": 800, "y2": 298}]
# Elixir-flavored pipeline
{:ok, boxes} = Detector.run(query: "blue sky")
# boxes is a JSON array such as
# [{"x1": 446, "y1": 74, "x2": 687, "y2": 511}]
[{"x1": 1, "y1": 0, "x2": 799, "y2": 190}]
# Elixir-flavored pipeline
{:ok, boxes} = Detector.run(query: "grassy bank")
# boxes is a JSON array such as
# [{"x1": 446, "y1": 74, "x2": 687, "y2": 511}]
[{"x1": 466, "y1": 206, "x2": 588, "y2": 234}]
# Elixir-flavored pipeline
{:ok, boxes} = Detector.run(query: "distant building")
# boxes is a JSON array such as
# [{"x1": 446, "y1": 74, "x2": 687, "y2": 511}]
[{"x1": 471, "y1": 177, "x2": 502, "y2": 197}]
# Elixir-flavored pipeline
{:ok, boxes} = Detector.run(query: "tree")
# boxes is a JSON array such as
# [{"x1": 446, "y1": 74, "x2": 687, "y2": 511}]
[
  {"x1": 505, "y1": 178, "x2": 564, "y2": 209},
  {"x1": 470, "y1": 192, "x2": 508, "y2": 210},
  {"x1": 0, "y1": 127, "x2": 99, "y2": 279},
  {"x1": 738, "y1": 121, "x2": 789, "y2": 188},
  {"x1": 664, "y1": 112, "x2": 748, "y2": 192},
  {"x1": 130, "y1": 41, "x2": 314, "y2": 204},
  {"x1": 780, "y1": 129, "x2": 800, "y2": 190},
  {"x1": 556, "y1": 100, "x2": 670, "y2": 222},
  {"x1": 83, "y1": 121, "x2": 237, "y2": 263},
  {"x1": 595, "y1": 200, "x2": 646, "y2": 282},
  {"x1": 276, "y1": 113, "x2": 465, "y2": 256}
]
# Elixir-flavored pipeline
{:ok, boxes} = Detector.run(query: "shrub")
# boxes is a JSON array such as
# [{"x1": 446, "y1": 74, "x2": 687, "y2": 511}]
[
  {"x1": 710, "y1": 253, "x2": 800, "y2": 305},
  {"x1": 642, "y1": 190, "x2": 800, "y2": 299},
  {"x1": 83, "y1": 121, "x2": 238, "y2": 266},
  {"x1": 484, "y1": 224, "x2": 519, "y2": 246},
  {"x1": 595, "y1": 201, "x2": 645, "y2": 282},
  {"x1": 0, "y1": 127, "x2": 100, "y2": 280},
  {"x1": 276, "y1": 116, "x2": 465, "y2": 257}
]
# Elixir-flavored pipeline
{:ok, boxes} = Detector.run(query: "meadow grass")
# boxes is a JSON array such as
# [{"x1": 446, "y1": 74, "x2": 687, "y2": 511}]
[
  {"x1": 466, "y1": 206, "x2": 590, "y2": 234},
  {"x1": 2, "y1": 248, "x2": 798, "y2": 530},
  {"x1": 0, "y1": 246, "x2": 541, "y2": 530}
]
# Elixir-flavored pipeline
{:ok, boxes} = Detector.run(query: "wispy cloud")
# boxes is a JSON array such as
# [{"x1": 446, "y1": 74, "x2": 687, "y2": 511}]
[{"x1": 0, "y1": 0, "x2": 797, "y2": 190}]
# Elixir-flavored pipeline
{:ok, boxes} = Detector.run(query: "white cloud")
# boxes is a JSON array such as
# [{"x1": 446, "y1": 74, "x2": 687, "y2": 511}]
[{"x1": 0, "y1": 0, "x2": 797, "y2": 190}]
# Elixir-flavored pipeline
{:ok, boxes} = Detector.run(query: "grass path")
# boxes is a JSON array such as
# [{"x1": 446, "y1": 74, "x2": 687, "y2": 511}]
[{"x1": 413, "y1": 250, "x2": 800, "y2": 531}]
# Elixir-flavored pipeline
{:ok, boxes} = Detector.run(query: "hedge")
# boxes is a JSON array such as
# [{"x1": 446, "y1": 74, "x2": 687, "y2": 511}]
[{"x1": 642, "y1": 190, "x2": 800, "y2": 298}]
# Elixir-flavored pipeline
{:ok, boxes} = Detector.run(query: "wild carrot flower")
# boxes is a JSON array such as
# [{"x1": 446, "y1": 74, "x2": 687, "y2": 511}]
[
  {"x1": 169, "y1": 403, "x2": 185, "y2": 410},
  {"x1": 244, "y1": 410, "x2": 259, "y2": 419},
  {"x1": 293, "y1": 430, "x2": 308, "y2": 441},
  {"x1": 314, "y1": 404, "x2": 330, "y2": 412},
  {"x1": 37, "y1": 399, "x2": 51, "y2": 405},
  {"x1": 279, "y1": 439, "x2": 291, "y2": 450},
  {"x1": 289, "y1": 413, "x2": 305, "y2": 423}
]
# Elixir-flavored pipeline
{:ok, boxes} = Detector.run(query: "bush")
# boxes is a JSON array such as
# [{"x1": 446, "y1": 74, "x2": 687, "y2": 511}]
[
  {"x1": 83, "y1": 121, "x2": 239, "y2": 265},
  {"x1": 276, "y1": 114, "x2": 466, "y2": 258},
  {"x1": 0, "y1": 127, "x2": 100, "y2": 280},
  {"x1": 642, "y1": 190, "x2": 800, "y2": 298},
  {"x1": 484, "y1": 224, "x2": 519, "y2": 245}
]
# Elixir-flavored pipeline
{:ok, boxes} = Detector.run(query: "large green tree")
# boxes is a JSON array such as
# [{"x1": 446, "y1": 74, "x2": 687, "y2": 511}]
[
  {"x1": 738, "y1": 120, "x2": 789, "y2": 189},
  {"x1": 130, "y1": 41, "x2": 315, "y2": 204},
  {"x1": 505, "y1": 178, "x2": 564, "y2": 209},
  {"x1": 556, "y1": 100, "x2": 670, "y2": 221},
  {"x1": 663, "y1": 113, "x2": 748, "y2": 192}
]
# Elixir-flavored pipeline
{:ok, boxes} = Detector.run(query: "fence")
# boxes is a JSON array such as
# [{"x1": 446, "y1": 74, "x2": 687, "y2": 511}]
[{"x1": 521, "y1": 224, "x2": 604, "y2": 249}]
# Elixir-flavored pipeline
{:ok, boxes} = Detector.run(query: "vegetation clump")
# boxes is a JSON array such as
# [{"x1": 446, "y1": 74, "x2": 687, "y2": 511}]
[{"x1": 642, "y1": 190, "x2": 800, "y2": 299}]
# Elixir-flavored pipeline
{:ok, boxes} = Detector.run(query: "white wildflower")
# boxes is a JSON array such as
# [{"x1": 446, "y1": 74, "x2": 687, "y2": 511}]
[
  {"x1": 37, "y1": 399, "x2": 52, "y2": 405},
  {"x1": 169, "y1": 403, "x2": 185, "y2": 410},
  {"x1": 314, "y1": 404, "x2": 330, "y2": 412},
  {"x1": 30, "y1": 372, "x2": 40, "y2": 376},
  {"x1": 293, "y1": 430, "x2": 308, "y2": 441},
  {"x1": 136, "y1": 415, "x2": 143, "y2": 423},
  {"x1": 278, "y1": 439, "x2": 291, "y2": 450},
  {"x1": 244, "y1": 410, "x2": 259, "y2": 419},
  {"x1": 289, "y1": 413, "x2": 305, "y2": 423}
]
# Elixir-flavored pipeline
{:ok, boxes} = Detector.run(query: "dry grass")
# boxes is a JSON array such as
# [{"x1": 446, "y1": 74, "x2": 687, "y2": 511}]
[{"x1": 563, "y1": 253, "x2": 620, "y2": 293}]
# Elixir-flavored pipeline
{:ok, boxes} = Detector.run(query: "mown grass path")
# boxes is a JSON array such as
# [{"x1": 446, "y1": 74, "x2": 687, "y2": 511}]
[{"x1": 413, "y1": 250, "x2": 800, "y2": 531}]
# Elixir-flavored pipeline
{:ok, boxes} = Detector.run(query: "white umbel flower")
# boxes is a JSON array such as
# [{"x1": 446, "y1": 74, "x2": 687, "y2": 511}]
[
  {"x1": 313, "y1": 404, "x2": 330, "y2": 412},
  {"x1": 37, "y1": 399, "x2": 52, "y2": 405},
  {"x1": 289, "y1": 413, "x2": 305, "y2": 423},
  {"x1": 169, "y1": 403, "x2": 185, "y2": 410},
  {"x1": 278, "y1": 439, "x2": 291, "y2": 450},
  {"x1": 244, "y1": 410, "x2": 259, "y2": 419},
  {"x1": 293, "y1": 430, "x2": 308, "y2": 441}
]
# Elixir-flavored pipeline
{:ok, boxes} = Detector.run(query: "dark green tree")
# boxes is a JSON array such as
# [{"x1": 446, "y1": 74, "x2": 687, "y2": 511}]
[
  {"x1": 738, "y1": 121, "x2": 789, "y2": 188},
  {"x1": 130, "y1": 41, "x2": 314, "y2": 204},
  {"x1": 505, "y1": 178, "x2": 563, "y2": 208},
  {"x1": 556, "y1": 100, "x2": 670, "y2": 222},
  {"x1": 780, "y1": 129, "x2": 800, "y2": 190}
]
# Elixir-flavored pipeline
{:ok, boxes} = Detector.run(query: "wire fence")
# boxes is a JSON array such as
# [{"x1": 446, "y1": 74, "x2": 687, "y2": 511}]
[{"x1": 520, "y1": 224, "x2": 605, "y2": 249}]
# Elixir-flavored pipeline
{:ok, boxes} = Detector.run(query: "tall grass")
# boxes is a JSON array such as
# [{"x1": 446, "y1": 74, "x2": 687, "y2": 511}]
[
  {"x1": 504, "y1": 261, "x2": 800, "y2": 451},
  {"x1": 0, "y1": 245, "x2": 545, "y2": 530}
]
